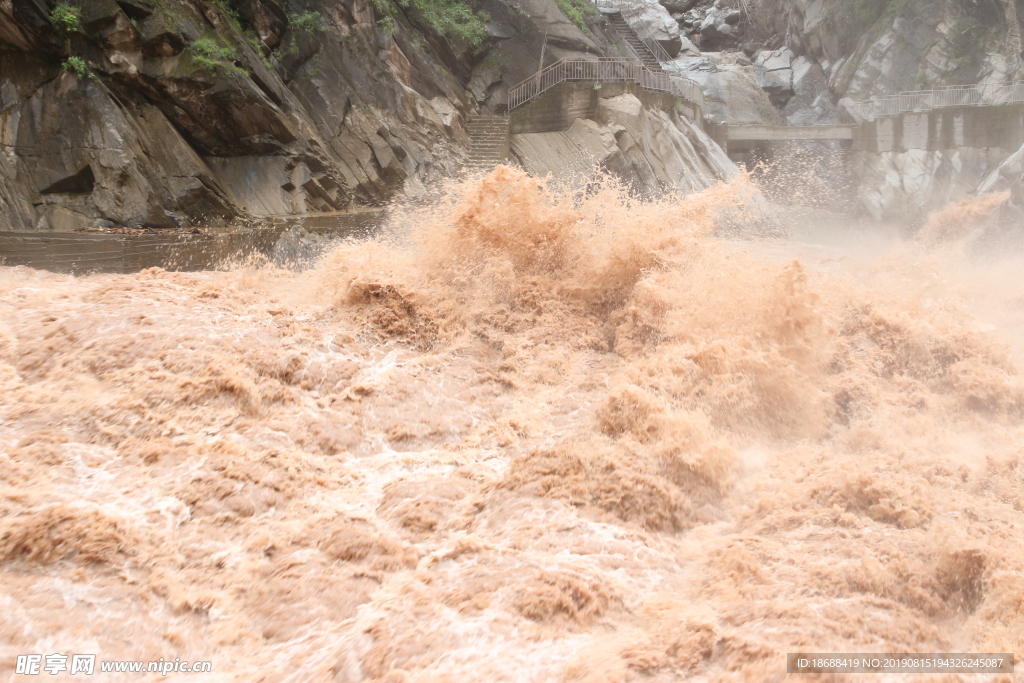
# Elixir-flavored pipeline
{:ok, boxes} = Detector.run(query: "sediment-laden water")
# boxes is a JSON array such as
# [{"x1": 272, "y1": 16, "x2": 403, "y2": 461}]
[{"x1": 1, "y1": 167, "x2": 1022, "y2": 681}]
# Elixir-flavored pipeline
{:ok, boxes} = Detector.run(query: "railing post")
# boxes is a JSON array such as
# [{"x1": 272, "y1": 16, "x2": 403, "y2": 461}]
[
  {"x1": 850, "y1": 82, "x2": 1024, "y2": 120},
  {"x1": 508, "y1": 57, "x2": 705, "y2": 111}
]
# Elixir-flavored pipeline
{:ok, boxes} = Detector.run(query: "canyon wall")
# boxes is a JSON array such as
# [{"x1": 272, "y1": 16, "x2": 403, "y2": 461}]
[
  {"x1": 668, "y1": 0, "x2": 1024, "y2": 221},
  {"x1": 0, "y1": 0, "x2": 512, "y2": 230}
]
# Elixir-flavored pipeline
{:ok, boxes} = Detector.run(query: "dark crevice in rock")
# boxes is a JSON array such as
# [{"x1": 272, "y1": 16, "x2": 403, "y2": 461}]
[
  {"x1": 40, "y1": 166, "x2": 96, "y2": 195},
  {"x1": 143, "y1": 32, "x2": 185, "y2": 57},
  {"x1": 115, "y1": 1, "x2": 154, "y2": 21},
  {"x1": 247, "y1": 69, "x2": 285, "y2": 107}
]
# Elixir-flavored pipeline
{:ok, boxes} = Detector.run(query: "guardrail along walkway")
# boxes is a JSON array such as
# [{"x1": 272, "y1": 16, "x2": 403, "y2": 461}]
[
  {"x1": 727, "y1": 125, "x2": 855, "y2": 141},
  {"x1": 851, "y1": 82, "x2": 1024, "y2": 120},
  {"x1": 509, "y1": 58, "x2": 704, "y2": 111},
  {"x1": 596, "y1": 0, "x2": 674, "y2": 67},
  {"x1": 606, "y1": 11, "x2": 661, "y2": 71}
]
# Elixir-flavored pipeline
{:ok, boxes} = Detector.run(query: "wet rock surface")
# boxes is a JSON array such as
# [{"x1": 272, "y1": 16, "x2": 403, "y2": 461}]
[
  {"x1": 664, "y1": 0, "x2": 1024, "y2": 222},
  {"x1": 511, "y1": 92, "x2": 737, "y2": 194},
  {"x1": 0, "y1": 0, "x2": 481, "y2": 229}
]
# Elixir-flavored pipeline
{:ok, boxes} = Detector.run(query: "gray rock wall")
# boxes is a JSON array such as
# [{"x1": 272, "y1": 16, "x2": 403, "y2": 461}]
[
  {"x1": 666, "y1": 0, "x2": 1024, "y2": 222},
  {"x1": 0, "y1": 0, "x2": 478, "y2": 229},
  {"x1": 510, "y1": 88, "x2": 737, "y2": 194}
]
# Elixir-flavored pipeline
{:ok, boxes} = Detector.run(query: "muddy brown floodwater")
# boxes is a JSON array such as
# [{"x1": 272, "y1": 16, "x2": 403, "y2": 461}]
[{"x1": 2, "y1": 167, "x2": 1024, "y2": 682}]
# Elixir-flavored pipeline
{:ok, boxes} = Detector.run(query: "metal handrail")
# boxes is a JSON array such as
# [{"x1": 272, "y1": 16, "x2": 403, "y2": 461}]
[
  {"x1": 508, "y1": 58, "x2": 705, "y2": 111},
  {"x1": 595, "y1": 0, "x2": 673, "y2": 65},
  {"x1": 850, "y1": 82, "x2": 1024, "y2": 120}
]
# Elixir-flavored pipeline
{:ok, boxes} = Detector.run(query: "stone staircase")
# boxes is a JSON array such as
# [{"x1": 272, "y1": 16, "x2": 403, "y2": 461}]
[
  {"x1": 465, "y1": 115, "x2": 512, "y2": 169},
  {"x1": 606, "y1": 11, "x2": 663, "y2": 71}
]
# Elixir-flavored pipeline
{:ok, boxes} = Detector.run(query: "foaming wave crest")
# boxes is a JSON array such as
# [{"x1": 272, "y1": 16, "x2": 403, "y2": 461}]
[{"x1": 2, "y1": 166, "x2": 1024, "y2": 681}]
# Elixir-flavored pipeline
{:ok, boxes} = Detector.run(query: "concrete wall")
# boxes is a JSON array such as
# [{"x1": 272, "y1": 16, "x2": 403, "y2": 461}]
[
  {"x1": 854, "y1": 104, "x2": 1024, "y2": 153},
  {"x1": 510, "y1": 82, "x2": 700, "y2": 135}
]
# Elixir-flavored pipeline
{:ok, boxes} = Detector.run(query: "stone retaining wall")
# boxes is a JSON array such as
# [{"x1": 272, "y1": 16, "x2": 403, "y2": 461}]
[
  {"x1": 510, "y1": 81, "x2": 701, "y2": 134},
  {"x1": 853, "y1": 104, "x2": 1024, "y2": 154}
]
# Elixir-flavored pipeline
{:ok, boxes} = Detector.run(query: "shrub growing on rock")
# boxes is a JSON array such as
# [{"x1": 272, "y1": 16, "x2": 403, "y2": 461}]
[
  {"x1": 62, "y1": 56, "x2": 95, "y2": 80},
  {"x1": 50, "y1": 4, "x2": 81, "y2": 33},
  {"x1": 188, "y1": 37, "x2": 247, "y2": 76}
]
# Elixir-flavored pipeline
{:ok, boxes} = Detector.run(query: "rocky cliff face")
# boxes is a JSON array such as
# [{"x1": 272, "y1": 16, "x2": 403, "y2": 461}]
[
  {"x1": 2, "y1": 0, "x2": 747, "y2": 231},
  {"x1": 781, "y1": 0, "x2": 1024, "y2": 102},
  {"x1": 0, "y1": 0, "x2": 486, "y2": 230},
  {"x1": 5, "y1": 0, "x2": 1013, "y2": 232},
  {"x1": 659, "y1": 0, "x2": 1024, "y2": 222},
  {"x1": 511, "y1": 91, "x2": 736, "y2": 193},
  {"x1": 790, "y1": 0, "x2": 1024, "y2": 221}
]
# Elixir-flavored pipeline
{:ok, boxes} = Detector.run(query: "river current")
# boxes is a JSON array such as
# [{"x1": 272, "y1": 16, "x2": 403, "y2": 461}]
[{"x1": 1, "y1": 167, "x2": 1022, "y2": 681}]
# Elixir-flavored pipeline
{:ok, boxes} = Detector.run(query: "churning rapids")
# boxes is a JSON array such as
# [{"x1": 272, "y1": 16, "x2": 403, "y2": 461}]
[{"x1": 2, "y1": 166, "x2": 1024, "y2": 682}]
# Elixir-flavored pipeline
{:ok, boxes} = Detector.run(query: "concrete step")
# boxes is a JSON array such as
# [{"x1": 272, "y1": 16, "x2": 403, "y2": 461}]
[
  {"x1": 608, "y1": 14, "x2": 664, "y2": 66},
  {"x1": 466, "y1": 114, "x2": 509, "y2": 169}
]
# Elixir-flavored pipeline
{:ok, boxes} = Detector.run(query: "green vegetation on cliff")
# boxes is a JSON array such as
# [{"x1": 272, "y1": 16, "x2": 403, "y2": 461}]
[
  {"x1": 62, "y1": 55, "x2": 95, "y2": 79},
  {"x1": 390, "y1": 0, "x2": 489, "y2": 49},
  {"x1": 288, "y1": 10, "x2": 329, "y2": 32},
  {"x1": 188, "y1": 37, "x2": 247, "y2": 76},
  {"x1": 556, "y1": 0, "x2": 597, "y2": 34},
  {"x1": 50, "y1": 4, "x2": 81, "y2": 32}
]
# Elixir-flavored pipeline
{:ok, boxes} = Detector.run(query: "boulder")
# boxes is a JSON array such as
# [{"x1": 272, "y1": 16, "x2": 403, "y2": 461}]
[
  {"x1": 782, "y1": 55, "x2": 836, "y2": 125},
  {"x1": 676, "y1": 34, "x2": 700, "y2": 57},
  {"x1": 754, "y1": 48, "x2": 795, "y2": 106},
  {"x1": 681, "y1": 61, "x2": 784, "y2": 126},
  {"x1": 660, "y1": 0, "x2": 700, "y2": 13},
  {"x1": 697, "y1": 6, "x2": 741, "y2": 49},
  {"x1": 755, "y1": 47, "x2": 794, "y2": 72}
]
